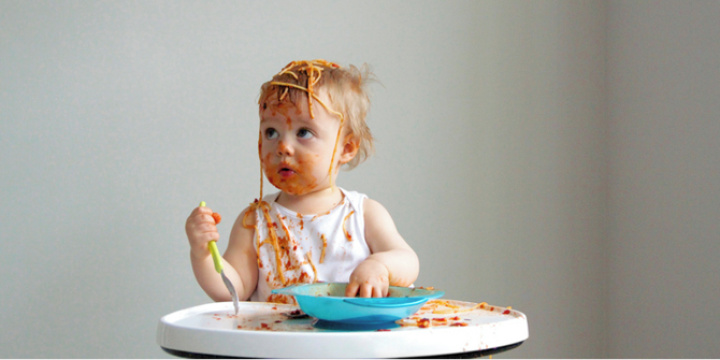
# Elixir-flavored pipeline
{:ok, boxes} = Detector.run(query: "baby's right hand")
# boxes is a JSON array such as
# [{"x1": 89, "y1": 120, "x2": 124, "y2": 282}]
[{"x1": 185, "y1": 205, "x2": 220, "y2": 259}]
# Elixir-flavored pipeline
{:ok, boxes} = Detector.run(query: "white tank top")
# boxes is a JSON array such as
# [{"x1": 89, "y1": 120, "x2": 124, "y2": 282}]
[{"x1": 250, "y1": 188, "x2": 371, "y2": 303}]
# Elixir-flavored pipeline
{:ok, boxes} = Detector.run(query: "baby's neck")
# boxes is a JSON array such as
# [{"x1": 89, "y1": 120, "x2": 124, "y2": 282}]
[{"x1": 275, "y1": 186, "x2": 344, "y2": 215}]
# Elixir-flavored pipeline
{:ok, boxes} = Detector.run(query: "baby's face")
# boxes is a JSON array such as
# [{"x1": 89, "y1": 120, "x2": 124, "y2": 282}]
[{"x1": 259, "y1": 91, "x2": 344, "y2": 196}]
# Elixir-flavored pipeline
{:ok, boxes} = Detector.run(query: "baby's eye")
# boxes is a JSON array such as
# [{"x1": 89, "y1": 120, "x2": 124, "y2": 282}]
[
  {"x1": 297, "y1": 128, "x2": 314, "y2": 139},
  {"x1": 265, "y1": 128, "x2": 279, "y2": 140}
]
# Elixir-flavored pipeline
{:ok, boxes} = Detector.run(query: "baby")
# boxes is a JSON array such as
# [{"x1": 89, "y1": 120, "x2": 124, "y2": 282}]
[{"x1": 186, "y1": 60, "x2": 419, "y2": 303}]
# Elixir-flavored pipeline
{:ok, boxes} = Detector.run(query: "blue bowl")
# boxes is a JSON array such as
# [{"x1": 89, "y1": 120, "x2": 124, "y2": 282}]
[{"x1": 271, "y1": 283, "x2": 444, "y2": 324}]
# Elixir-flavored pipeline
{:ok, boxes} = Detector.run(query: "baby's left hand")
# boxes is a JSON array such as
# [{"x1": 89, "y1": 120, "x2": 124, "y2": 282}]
[{"x1": 345, "y1": 258, "x2": 390, "y2": 298}]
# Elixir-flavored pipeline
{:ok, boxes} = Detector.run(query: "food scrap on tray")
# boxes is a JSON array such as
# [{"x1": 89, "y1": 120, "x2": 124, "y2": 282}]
[{"x1": 395, "y1": 299, "x2": 522, "y2": 328}]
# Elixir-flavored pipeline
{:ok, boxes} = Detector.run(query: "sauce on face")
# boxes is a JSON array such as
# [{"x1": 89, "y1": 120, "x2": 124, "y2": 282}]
[{"x1": 262, "y1": 150, "x2": 320, "y2": 196}]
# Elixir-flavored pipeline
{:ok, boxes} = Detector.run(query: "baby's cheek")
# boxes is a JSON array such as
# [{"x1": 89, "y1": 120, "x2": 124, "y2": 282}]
[{"x1": 296, "y1": 152, "x2": 320, "y2": 170}]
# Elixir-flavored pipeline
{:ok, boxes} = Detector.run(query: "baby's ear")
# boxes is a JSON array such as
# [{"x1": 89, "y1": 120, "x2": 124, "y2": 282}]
[{"x1": 339, "y1": 135, "x2": 359, "y2": 165}]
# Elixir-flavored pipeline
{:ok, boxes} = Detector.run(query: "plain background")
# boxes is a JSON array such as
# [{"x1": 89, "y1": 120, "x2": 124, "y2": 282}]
[{"x1": 1, "y1": 1, "x2": 718, "y2": 358}]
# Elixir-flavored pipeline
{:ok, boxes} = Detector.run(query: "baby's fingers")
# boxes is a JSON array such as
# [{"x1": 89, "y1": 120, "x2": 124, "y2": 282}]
[
  {"x1": 188, "y1": 205, "x2": 220, "y2": 225},
  {"x1": 357, "y1": 283, "x2": 375, "y2": 298},
  {"x1": 344, "y1": 282, "x2": 359, "y2": 297},
  {"x1": 186, "y1": 207, "x2": 220, "y2": 243},
  {"x1": 344, "y1": 281, "x2": 387, "y2": 298},
  {"x1": 364, "y1": 283, "x2": 388, "y2": 298},
  {"x1": 194, "y1": 204, "x2": 222, "y2": 224}
]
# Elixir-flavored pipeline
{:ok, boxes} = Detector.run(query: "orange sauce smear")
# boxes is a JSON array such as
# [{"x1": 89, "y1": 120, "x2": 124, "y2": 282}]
[
  {"x1": 296, "y1": 213, "x2": 305, "y2": 230},
  {"x1": 310, "y1": 209, "x2": 332, "y2": 222},
  {"x1": 319, "y1": 234, "x2": 328, "y2": 263},
  {"x1": 342, "y1": 210, "x2": 355, "y2": 241},
  {"x1": 305, "y1": 252, "x2": 318, "y2": 283}
]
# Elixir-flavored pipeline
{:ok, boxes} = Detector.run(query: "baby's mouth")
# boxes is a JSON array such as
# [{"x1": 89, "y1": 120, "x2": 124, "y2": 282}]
[{"x1": 278, "y1": 165, "x2": 296, "y2": 178}]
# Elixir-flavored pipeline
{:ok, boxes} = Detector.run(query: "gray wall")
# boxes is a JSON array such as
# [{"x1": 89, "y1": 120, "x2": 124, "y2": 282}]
[
  {"x1": 606, "y1": 1, "x2": 720, "y2": 357},
  {"x1": 1, "y1": 1, "x2": 717, "y2": 358}
]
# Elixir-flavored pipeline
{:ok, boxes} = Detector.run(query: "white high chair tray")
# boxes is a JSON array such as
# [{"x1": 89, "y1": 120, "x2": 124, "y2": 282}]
[{"x1": 157, "y1": 300, "x2": 528, "y2": 358}]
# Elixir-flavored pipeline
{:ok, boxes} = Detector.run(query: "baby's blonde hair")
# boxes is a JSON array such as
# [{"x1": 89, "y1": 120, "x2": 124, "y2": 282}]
[{"x1": 258, "y1": 60, "x2": 374, "y2": 170}]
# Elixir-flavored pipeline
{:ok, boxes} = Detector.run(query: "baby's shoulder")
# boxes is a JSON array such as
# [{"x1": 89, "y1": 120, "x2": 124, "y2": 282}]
[
  {"x1": 361, "y1": 197, "x2": 393, "y2": 222},
  {"x1": 236, "y1": 201, "x2": 262, "y2": 228},
  {"x1": 340, "y1": 188, "x2": 368, "y2": 210}
]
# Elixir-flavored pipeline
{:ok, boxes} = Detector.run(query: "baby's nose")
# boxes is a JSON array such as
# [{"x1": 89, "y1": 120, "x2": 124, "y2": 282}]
[{"x1": 277, "y1": 140, "x2": 293, "y2": 156}]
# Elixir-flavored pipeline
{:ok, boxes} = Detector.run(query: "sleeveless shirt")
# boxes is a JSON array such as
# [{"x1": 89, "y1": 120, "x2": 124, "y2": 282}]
[{"x1": 250, "y1": 188, "x2": 371, "y2": 303}]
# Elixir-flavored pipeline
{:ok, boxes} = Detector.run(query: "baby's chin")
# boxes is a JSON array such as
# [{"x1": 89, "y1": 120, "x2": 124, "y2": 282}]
[{"x1": 268, "y1": 177, "x2": 320, "y2": 196}]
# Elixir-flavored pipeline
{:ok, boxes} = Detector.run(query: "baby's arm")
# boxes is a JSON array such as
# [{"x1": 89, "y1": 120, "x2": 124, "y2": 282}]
[
  {"x1": 345, "y1": 198, "x2": 420, "y2": 297},
  {"x1": 186, "y1": 205, "x2": 258, "y2": 301}
]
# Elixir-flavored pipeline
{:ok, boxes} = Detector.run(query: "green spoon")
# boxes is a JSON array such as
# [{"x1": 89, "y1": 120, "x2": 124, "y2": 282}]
[{"x1": 200, "y1": 201, "x2": 239, "y2": 315}]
